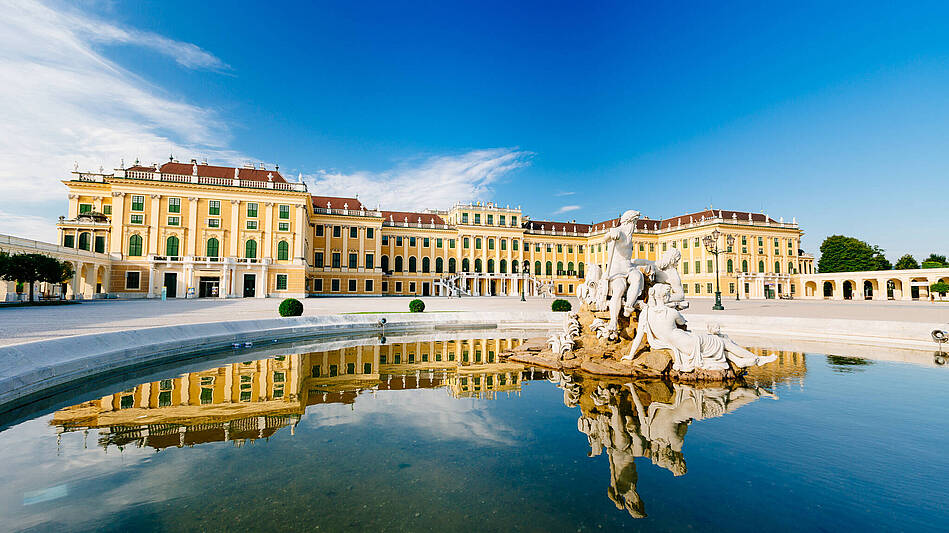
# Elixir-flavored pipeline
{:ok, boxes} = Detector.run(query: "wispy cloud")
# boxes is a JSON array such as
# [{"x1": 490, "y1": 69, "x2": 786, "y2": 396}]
[
  {"x1": 304, "y1": 148, "x2": 532, "y2": 210},
  {"x1": 555, "y1": 205, "x2": 581, "y2": 214},
  {"x1": 555, "y1": 191, "x2": 575, "y2": 197},
  {"x1": 0, "y1": 0, "x2": 242, "y2": 239}
]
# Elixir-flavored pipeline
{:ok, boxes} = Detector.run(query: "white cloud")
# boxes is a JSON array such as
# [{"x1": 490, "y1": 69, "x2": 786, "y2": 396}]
[
  {"x1": 304, "y1": 148, "x2": 532, "y2": 211},
  {"x1": 0, "y1": 210, "x2": 59, "y2": 242},
  {"x1": 554, "y1": 191, "x2": 575, "y2": 196},
  {"x1": 0, "y1": 0, "x2": 243, "y2": 240},
  {"x1": 555, "y1": 205, "x2": 581, "y2": 214}
]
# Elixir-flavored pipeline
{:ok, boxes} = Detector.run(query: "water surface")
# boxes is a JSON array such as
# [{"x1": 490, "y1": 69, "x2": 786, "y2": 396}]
[{"x1": 1, "y1": 337, "x2": 947, "y2": 532}]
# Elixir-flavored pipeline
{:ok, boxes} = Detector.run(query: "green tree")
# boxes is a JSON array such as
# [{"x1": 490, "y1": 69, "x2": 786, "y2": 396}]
[
  {"x1": 894, "y1": 254, "x2": 919, "y2": 270},
  {"x1": 0, "y1": 253, "x2": 74, "y2": 303},
  {"x1": 931, "y1": 281, "x2": 949, "y2": 296},
  {"x1": 817, "y1": 235, "x2": 891, "y2": 273},
  {"x1": 922, "y1": 253, "x2": 947, "y2": 268}
]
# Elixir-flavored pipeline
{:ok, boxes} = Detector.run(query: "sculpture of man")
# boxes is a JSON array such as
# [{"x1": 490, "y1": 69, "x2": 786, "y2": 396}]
[{"x1": 600, "y1": 210, "x2": 645, "y2": 337}]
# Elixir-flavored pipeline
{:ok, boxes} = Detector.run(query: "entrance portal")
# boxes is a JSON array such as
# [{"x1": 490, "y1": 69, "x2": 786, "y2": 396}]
[
  {"x1": 199, "y1": 276, "x2": 220, "y2": 298},
  {"x1": 422, "y1": 282, "x2": 430, "y2": 296},
  {"x1": 243, "y1": 274, "x2": 256, "y2": 298},
  {"x1": 164, "y1": 272, "x2": 177, "y2": 298}
]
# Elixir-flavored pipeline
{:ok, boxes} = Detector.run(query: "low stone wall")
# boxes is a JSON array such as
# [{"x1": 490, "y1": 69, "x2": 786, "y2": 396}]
[
  {"x1": 0, "y1": 311, "x2": 558, "y2": 410},
  {"x1": 686, "y1": 312, "x2": 945, "y2": 351}
]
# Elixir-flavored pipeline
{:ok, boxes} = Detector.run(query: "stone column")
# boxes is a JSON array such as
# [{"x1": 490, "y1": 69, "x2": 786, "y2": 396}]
[
  {"x1": 72, "y1": 262, "x2": 84, "y2": 299},
  {"x1": 148, "y1": 194, "x2": 161, "y2": 255},
  {"x1": 294, "y1": 204, "x2": 305, "y2": 260},
  {"x1": 230, "y1": 200, "x2": 241, "y2": 257},
  {"x1": 187, "y1": 197, "x2": 199, "y2": 256},
  {"x1": 264, "y1": 203, "x2": 274, "y2": 259},
  {"x1": 110, "y1": 192, "x2": 126, "y2": 257}
]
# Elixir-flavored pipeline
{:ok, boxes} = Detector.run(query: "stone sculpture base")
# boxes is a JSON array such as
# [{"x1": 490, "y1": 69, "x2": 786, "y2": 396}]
[{"x1": 503, "y1": 304, "x2": 740, "y2": 382}]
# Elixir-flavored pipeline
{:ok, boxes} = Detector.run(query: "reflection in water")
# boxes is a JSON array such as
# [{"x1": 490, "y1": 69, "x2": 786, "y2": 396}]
[
  {"x1": 551, "y1": 347, "x2": 807, "y2": 519},
  {"x1": 51, "y1": 338, "x2": 546, "y2": 451},
  {"x1": 49, "y1": 339, "x2": 806, "y2": 523}
]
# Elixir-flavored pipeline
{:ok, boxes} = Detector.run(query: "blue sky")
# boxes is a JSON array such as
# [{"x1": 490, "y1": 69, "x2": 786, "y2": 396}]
[{"x1": 2, "y1": 1, "x2": 948, "y2": 260}]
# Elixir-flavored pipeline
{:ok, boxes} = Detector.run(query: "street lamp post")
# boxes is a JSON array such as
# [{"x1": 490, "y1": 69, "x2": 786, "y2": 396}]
[
  {"x1": 521, "y1": 260, "x2": 528, "y2": 301},
  {"x1": 703, "y1": 230, "x2": 734, "y2": 311}
]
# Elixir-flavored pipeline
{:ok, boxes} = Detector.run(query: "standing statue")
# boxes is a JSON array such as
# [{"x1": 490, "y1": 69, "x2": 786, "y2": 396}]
[
  {"x1": 596, "y1": 210, "x2": 647, "y2": 338},
  {"x1": 623, "y1": 284, "x2": 777, "y2": 371}
]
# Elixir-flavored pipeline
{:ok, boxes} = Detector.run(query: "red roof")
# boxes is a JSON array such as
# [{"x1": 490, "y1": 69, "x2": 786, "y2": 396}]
[
  {"x1": 524, "y1": 220, "x2": 591, "y2": 234},
  {"x1": 125, "y1": 164, "x2": 157, "y2": 172},
  {"x1": 312, "y1": 196, "x2": 364, "y2": 210},
  {"x1": 159, "y1": 162, "x2": 287, "y2": 183},
  {"x1": 656, "y1": 209, "x2": 776, "y2": 229},
  {"x1": 382, "y1": 210, "x2": 446, "y2": 225}
]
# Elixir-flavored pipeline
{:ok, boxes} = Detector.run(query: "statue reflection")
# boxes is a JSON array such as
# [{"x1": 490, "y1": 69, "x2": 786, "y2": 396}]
[{"x1": 550, "y1": 372, "x2": 779, "y2": 519}]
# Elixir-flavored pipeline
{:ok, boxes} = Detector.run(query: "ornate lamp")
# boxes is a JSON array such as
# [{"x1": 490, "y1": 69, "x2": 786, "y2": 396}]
[{"x1": 703, "y1": 230, "x2": 732, "y2": 311}]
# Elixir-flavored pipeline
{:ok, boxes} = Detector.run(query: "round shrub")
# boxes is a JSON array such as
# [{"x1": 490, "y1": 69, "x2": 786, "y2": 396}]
[
  {"x1": 278, "y1": 298, "x2": 303, "y2": 317},
  {"x1": 409, "y1": 299, "x2": 425, "y2": 313},
  {"x1": 551, "y1": 299, "x2": 572, "y2": 312}
]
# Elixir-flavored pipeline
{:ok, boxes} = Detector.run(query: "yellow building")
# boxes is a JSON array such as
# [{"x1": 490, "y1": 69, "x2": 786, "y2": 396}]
[{"x1": 56, "y1": 160, "x2": 812, "y2": 300}]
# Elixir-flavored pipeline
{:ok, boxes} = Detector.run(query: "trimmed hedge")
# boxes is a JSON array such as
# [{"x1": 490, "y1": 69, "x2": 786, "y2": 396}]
[
  {"x1": 278, "y1": 298, "x2": 304, "y2": 317},
  {"x1": 551, "y1": 299, "x2": 571, "y2": 312},
  {"x1": 409, "y1": 299, "x2": 425, "y2": 313}
]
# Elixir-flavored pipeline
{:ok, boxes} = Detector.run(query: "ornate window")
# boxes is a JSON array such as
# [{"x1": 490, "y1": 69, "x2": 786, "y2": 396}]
[
  {"x1": 127, "y1": 234, "x2": 143, "y2": 256},
  {"x1": 245, "y1": 239, "x2": 257, "y2": 259},
  {"x1": 277, "y1": 241, "x2": 289, "y2": 260},
  {"x1": 166, "y1": 236, "x2": 179, "y2": 256},
  {"x1": 206, "y1": 238, "x2": 219, "y2": 258}
]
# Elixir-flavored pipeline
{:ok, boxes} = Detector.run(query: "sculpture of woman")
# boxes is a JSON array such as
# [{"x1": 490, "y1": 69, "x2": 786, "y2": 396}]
[{"x1": 624, "y1": 284, "x2": 777, "y2": 371}]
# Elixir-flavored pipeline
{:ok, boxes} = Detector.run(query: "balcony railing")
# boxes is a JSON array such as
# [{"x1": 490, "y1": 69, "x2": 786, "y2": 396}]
[
  {"x1": 106, "y1": 170, "x2": 308, "y2": 192},
  {"x1": 313, "y1": 207, "x2": 383, "y2": 217}
]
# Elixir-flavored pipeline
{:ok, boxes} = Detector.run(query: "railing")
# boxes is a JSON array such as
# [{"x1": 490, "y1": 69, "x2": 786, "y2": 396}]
[
  {"x1": 382, "y1": 220, "x2": 451, "y2": 229},
  {"x1": 313, "y1": 207, "x2": 383, "y2": 217},
  {"x1": 0, "y1": 233, "x2": 111, "y2": 259},
  {"x1": 109, "y1": 170, "x2": 308, "y2": 192}
]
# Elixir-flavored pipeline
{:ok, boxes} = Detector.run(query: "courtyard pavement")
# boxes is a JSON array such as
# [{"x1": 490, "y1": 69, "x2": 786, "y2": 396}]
[{"x1": 0, "y1": 296, "x2": 947, "y2": 347}]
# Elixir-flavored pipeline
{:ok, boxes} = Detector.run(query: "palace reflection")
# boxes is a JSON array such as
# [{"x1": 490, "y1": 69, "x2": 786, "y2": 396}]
[
  {"x1": 51, "y1": 337, "x2": 545, "y2": 451},
  {"x1": 553, "y1": 348, "x2": 807, "y2": 519}
]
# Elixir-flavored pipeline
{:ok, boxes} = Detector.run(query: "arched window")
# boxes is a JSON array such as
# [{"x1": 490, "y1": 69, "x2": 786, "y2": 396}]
[
  {"x1": 512, "y1": 261, "x2": 518, "y2": 274},
  {"x1": 166, "y1": 235, "x2": 179, "y2": 256},
  {"x1": 567, "y1": 261, "x2": 574, "y2": 274},
  {"x1": 578, "y1": 262, "x2": 584, "y2": 278},
  {"x1": 758, "y1": 260, "x2": 764, "y2": 273},
  {"x1": 535, "y1": 261, "x2": 542, "y2": 275},
  {"x1": 78, "y1": 232, "x2": 91, "y2": 251},
  {"x1": 206, "y1": 237, "x2": 219, "y2": 258},
  {"x1": 245, "y1": 239, "x2": 257, "y2": 259},
  {"x1": 449, "y1": 258, "x2": 457, "y2": 273},
  {"x1": 409, "y1": 257, "x2": 417, "y2": 272},
  {"x1": 462, "y1": 258, "x2": 470, "y2": 272},
  {"x1": 395, "y1": 256, "x2": 404, "y2": 272},
  {"x1": 726, "y1": 259, "x2": 733, "y2": 273},
  {"x1": 475, "y1": 258, "x2": 482, "y2": 273},
  {"x1": 487, "y1": 259, "x2": 495, "y2": 273},
  {"x1": 546, "y1": 261, "x2": 553, "y2": 276},
  {"x1": 789, "y1": 261, "x2": 794, "y2": 274},
  {"x1": 422, "y1": 257, "x2": 430, "y2": 273},
  {"x1": 277, "y1": 241, "x2": 289, "y2": 261},
  {"x1": 742, "y1": 260, "x2": 748, "y2": 273},
  {"x1": 435, "y1": 257, "x2": 444, "y2": 273},
  {"x1": 500, "y1": 259, "x2": 507, "y2": 273},
  {"x1": 381, "y1": 255, "x2": 390, "y2": 272},
  {"x1": 128, "y1": 234, "x2": 143, "y2": 256},
  {"x1": 774, "y1": 261, "x2": 780, "y2": 273}
]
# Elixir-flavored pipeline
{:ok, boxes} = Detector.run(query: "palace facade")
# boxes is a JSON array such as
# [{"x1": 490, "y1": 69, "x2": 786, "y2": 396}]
[{"x1": 53, "y1": 159, "x2": 813, "y2": 300}]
